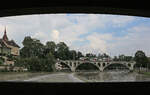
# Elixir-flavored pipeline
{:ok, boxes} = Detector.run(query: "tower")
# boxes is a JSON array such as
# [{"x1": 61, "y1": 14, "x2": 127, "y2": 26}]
[{"x1": 2, "y1": 27, "x2": 8, "y2": 41}]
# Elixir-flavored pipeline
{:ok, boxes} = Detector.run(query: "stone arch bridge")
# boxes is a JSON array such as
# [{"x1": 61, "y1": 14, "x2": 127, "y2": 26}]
[{"x1": 56, "y1": 60, "x2": 136, "y2": 72}]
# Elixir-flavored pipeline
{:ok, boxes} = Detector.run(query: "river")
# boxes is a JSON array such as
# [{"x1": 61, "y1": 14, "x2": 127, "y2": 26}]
[
  {"x1": 1, "y1": 70, "x2": 150, "y2": 82},
  {"x1": 75, "y1": 70, "x2": 150, "y2": 82}
]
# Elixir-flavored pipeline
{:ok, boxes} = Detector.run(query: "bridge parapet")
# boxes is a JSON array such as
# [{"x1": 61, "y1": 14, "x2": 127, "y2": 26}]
[{"x1": 57, "y1": 60, "x2": 135, "y2": 63}]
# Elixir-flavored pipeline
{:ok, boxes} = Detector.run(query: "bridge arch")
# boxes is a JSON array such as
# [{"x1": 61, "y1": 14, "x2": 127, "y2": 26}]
[
  {"x1": 75, "y1": 62, "x2": 100, "y2": 71},
  {"x1": 56, "y1": 61, "x2": 72, "y2": 71},
  {"x1": 103, "y1": 63, "x2": 130, "y2": 71}
]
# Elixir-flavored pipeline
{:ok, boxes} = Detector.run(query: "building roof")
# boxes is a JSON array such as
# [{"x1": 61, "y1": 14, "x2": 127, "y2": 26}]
[
  {"x1": 0, "y1": 39, "x2": 11, "y2": 49},
  {"x1": 1, "y1": 27, "x2": 20, "y2": 48},
  {"x1": 2, "y1": 27, "x2": 8, "y2": 41},
  {"x1": 5, "y1": 40, "x2": 20, "y2": 48}
]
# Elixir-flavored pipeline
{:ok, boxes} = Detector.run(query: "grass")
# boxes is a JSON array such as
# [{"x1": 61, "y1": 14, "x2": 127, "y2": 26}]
[{"x1": 139, "y1": 72, "x2": 150, "y2": 76}]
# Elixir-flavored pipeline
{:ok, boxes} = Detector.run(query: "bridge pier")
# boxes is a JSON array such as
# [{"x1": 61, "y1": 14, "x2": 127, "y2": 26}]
[
  {"x1": 71, "y1": 67, "x2": 76, "y2": 72},
  {"x1": 99, "y1": 67, "x2": 104, "y2": 72}
]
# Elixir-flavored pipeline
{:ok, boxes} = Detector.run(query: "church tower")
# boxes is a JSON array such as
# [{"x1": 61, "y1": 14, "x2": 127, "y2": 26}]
[{"x1": 2, "y1": 27, "x2": 8, "y2": 41}]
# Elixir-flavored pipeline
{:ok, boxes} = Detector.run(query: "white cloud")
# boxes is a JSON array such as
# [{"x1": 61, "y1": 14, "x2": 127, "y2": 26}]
[
  {"x1": 86, "y1": 35, "x2": 107, "y2": 53},
  {"x1": 70, "y1": 32, "x2": 113, "y2": 55},
  {"x1": 51, "y1": 30, "x2": 59, "y2": 42},
  {"x1": 108, "y1": 25, "x2": 150, "y2": 56},
  {"x1": 86, "y1": 33, "x2": 112, "y2": 53},
  {"x1": 107, "y1": 15, "x2": 136, "y2": 27}
]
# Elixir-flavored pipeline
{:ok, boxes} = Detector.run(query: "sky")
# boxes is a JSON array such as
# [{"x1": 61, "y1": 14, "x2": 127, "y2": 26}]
[{"x1": 0, "y1": 14, "x2": 150, "y2": 57}]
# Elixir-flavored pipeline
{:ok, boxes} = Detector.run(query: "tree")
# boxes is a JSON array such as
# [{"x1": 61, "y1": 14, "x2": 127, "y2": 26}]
[
  {"x1": 22, "y1": 36, "x2": 33, "y2": 47},
  {"x1": 77, "y1": 51, "x2": 84, "y2": 60},
  {"x1": 113, "y1": 56, "x2": 118, "y2": 61},
  {"x1": 20, "y1": 36, "x2": 45, "y2": 58},
  {"x1": 86, "y1": 53, "x2": 96, "y2": 58},
  {"x1": 102, "y1": 53, "x2": 110, "y2": 58},
  {"x1": 98, "y1": 53, "x2": 102, "y2": 59},
  {"x1": 69, "y1": 50, "x2": 77, "y2": 60},
  {"x1": 124, "y1": 56, "x2": 133, "y2": 61},
  {"x1": 55, "y1": 42, "x2": 70, "y2": 60},
  {"x1": 113, "y1": 55, "x2": 133, "y2": 61},
  {"x1": 46, "y1": 52, "x2": 56, "y2": 71},
  {"x1": 45, "y1": 41, "x2": 56, "y2": 55},
  {"x1": 118, "y1": 54, "x2": 125, "y2": 61},
  {"x1": 134, "y1": 50, "x2": 149, "y2": 67},
  {"x1": 17, "y1": 36, "x2": 56, "y2": 72}
]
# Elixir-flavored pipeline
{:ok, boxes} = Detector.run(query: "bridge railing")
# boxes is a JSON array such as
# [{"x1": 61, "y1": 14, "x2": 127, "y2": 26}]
[{"x1": 56, "y1": 60, "x2": 135, "y2": 63}]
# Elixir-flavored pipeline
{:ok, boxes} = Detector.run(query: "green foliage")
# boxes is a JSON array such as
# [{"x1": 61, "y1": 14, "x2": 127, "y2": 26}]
[
  {"x1": 77, "y1": 51, "x2": 84, "y2": 60},
  {"x1": 97, "y1": 53, "x2": 110, "y2": 59},
  {"x1": 134, "y1": 50, "x2": 149, "y2": 67},
  {"x1": 113, "y1": 55, "x2": 133, "y2": 61},
  {"x1": 0, "y1": 61, "x2": 2, "y2": 65},
  {"x1": 20, "y1": 36, "x2": 45, "y2": 58},
  {"x1": 45, "y1": 41, "x2": 56, "y2": 55},
  {"x1": 15, "y1": 57, "x2": 55, "y2": 72},
  {"x1": 113, "y1": 56, "x2": 118, "y2": 61},
  {"x1": 6, "y1": 54, "x2": 17, "y2": 61},
  {"x1": 86, "y1": 53, "x2": 96, "y2": 58},
  {"x1": 55, "y1": 42, "x2": 70, "y2": 60},
  {"x1": 0, "y1": 57, "x2": 4, "y2": 65},
  {"x1": 16, "y1": 36, "x2": 85, "y2": 72}
]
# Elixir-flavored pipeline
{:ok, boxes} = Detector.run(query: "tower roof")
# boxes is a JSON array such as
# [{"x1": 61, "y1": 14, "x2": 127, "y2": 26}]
[{"x1": 2, "y1": 27, "x2": 8, "y2": 41}]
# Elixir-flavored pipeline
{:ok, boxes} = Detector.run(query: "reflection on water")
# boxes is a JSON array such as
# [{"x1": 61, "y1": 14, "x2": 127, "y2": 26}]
[{"x1": 75, "y1": 70, "x2": 150, "y2": 82}]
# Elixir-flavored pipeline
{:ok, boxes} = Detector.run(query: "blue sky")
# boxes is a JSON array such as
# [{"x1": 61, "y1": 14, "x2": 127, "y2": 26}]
[{"x1": 0, "y1": 14, "x2": 150, "y2": 57}]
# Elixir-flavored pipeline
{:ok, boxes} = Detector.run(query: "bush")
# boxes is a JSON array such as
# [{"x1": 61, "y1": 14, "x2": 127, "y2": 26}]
[{"x1": 15, "y1": 57, "x2": 55, "y2": 72}]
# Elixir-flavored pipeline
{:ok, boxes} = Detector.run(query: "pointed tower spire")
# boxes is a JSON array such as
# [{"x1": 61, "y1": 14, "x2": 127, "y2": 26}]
[{"x1": 3, "y1": 26, "x2": 8, "y2": 41}]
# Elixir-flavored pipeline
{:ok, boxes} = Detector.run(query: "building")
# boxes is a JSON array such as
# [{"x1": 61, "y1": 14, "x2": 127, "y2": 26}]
[
  {"x1": 55, "y1": 63, "x2": 63, "y2": 70},
  {"x1": 0, "y1": 27, "x2": 20, "y2": 56},
  {"x1": 0, "y1": 27, "x2": 20, "y2": 66},
  {"x1": 0, "y1": 39, "x2": 11, "y2": 55}
]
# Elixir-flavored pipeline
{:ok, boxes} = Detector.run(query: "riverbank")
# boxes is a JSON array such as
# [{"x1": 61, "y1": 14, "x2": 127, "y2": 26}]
[
  {"x1": 138, "y1": 71, "x2": 150, "y2": 76},
  {"x1": 74, "y1": 70, "x2": 150, "y2": 82},
  {"x1": 133, "y1": 69, "x2": 150, "y2": 76}
]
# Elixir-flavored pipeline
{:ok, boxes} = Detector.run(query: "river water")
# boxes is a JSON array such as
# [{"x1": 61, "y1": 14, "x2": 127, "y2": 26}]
[
  {"x1": 75, "y1": 70, "x2": 150, "y2": 82},
  {"x1": 1, "y1": 70, "x2": 150, "y2": 82}
]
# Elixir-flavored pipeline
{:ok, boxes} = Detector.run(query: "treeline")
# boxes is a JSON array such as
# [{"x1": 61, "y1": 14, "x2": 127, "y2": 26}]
[
  {"x1": 15, "y1": 36, "x2": 84, "y2": 72},
  {"x1": 113, "y1": 51, "x2": 150, "y2": 68},
  {"x1": 14, "y1": 36, "x2": 150, "y2": 72},
  {"x1": 113, "y1": 55, "x2": 133, "y2": 61}
]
